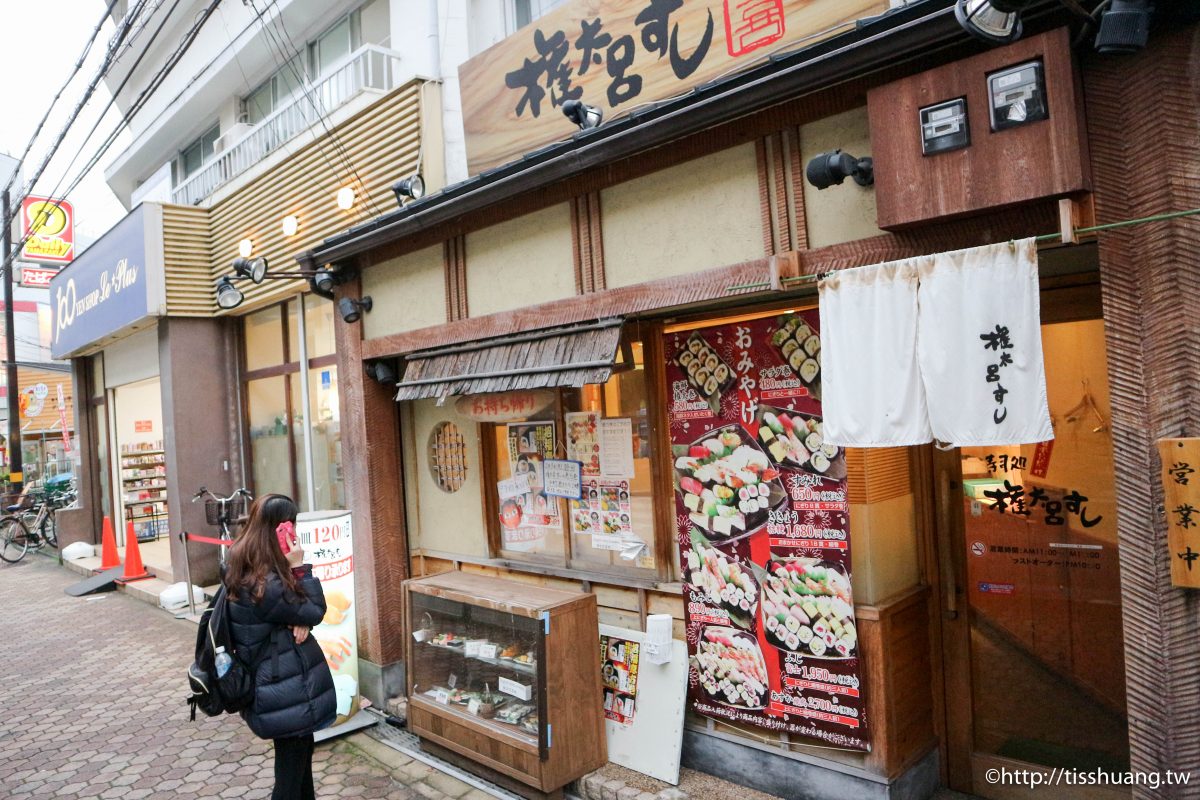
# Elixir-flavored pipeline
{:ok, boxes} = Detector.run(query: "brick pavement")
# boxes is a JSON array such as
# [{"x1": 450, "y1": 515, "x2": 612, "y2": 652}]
[{"x1": 0, "y1": 556, "x2": 482, "y2": 800}]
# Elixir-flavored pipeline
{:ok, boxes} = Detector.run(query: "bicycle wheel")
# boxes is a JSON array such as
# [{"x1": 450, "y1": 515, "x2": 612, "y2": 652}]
[
  {"x1": 41, "y1": 510, "x2": 57, "y2": 549},
  {"x1": 0, "y1": 517, "x2": 30, "y2": 563}
]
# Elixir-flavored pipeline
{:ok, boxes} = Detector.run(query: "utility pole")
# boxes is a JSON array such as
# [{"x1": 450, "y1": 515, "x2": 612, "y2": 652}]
[{"x1": 2, "y1": 190, "x2": 21, "y2": 496}]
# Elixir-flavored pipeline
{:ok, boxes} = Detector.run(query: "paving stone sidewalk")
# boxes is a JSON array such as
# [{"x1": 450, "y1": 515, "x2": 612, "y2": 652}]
[{"x1": 0, "y1": 555, "x2": 478, "y2": 800}]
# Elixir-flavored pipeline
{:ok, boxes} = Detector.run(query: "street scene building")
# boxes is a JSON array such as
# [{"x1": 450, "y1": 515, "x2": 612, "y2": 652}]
[{"x1": 4, "y1": 0, "x2": 1200, "y2": 799}]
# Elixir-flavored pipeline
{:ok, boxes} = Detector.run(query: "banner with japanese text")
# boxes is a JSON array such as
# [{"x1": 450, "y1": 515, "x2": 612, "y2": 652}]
[
  {"x1": 297, "y1": 510, "x2": 359, "y2": 724},
  {"x1": 664, "y1": 310, "x2": 868, "y2": 750},
  {"x1": 459, "y1": 0, "x2": 887, "y2": 173}
]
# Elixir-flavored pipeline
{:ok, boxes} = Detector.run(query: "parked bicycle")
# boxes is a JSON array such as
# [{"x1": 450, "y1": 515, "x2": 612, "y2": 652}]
[
  {"x1": 191, "y1": 486, "x2": 252, "y2": 564},
  {"x1": 0, "y1": 481, "x2": 79, "y2": 563}
]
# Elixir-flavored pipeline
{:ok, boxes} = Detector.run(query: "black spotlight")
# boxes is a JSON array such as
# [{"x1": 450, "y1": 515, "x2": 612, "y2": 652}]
[
  {"x1": 338, "y1": 296, "x2": 373, "y2": 323},
  {"x1": 365, "y1": 361, "x2": 398, "y2": 386},
  {"x1": 562, "y1": 99, "x2": 603, "y2": 130},
  {"x1": 805, "y1": 150, "x2": 874, "y2": 190},
  {"x1": 954, "y1": 0, "x2": 1032, "y2": 44},
  {"x1": 215, "y1": 276, "x2": 244, "y2": 310},
  {"x1": 232, "y1": 256, "x2": 268, "y2": 284},
  {"x1": 392, "y1": 175, "x2": 425, "y2": 205},
  {"x1": 1095, "y1": 0, "x2": 1153, "y2": 54},
  {"x1": 312, "y1": 267, "x2": 338, "y2": 294}
]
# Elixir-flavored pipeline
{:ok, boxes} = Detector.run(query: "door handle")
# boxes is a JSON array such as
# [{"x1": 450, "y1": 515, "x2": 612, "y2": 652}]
[{"x1": 938, "y1": 469, "x2": 959, "y2": 620}]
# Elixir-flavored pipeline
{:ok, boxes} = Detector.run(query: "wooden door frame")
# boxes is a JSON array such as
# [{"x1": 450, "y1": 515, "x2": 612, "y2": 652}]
[{"x1": 927, "y1": 273, "x2": 1109, "y2": 794}]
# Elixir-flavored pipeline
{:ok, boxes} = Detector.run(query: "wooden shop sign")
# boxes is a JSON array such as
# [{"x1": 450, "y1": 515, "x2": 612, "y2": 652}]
[
  {"x1": 455, "y1": 390, "x2": 555, "y2": 422},
  {"x1": 459, "y1": 0, "x2": 887, "y2": 174},
  {"x1": 1158, "y1": 437, "x2": 1200, "y2": 589}
]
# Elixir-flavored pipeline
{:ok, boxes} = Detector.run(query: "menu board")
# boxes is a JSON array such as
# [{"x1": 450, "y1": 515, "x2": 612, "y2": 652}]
[{"x1": 663, "y1": 311, "x2": 868, "y2": 751}]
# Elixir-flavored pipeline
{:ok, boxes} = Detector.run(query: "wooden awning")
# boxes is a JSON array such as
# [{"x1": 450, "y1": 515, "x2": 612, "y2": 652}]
[{"x1": 394, "y1": 318, "x2": 624, "y2": 402}]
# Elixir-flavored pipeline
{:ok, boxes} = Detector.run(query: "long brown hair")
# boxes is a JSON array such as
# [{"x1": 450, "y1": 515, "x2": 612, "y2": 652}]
[{"x1": 225, "y1": 494, "x2": 302, "y2": 602}]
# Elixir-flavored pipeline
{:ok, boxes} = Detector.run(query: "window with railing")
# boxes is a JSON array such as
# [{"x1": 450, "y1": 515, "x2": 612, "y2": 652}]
[
  {"x1": 243, "y1": 55, "x2": 304, "y2": 125},
  {"x1": 176, "y1": 123, "x2": 220, "y2": 181}
]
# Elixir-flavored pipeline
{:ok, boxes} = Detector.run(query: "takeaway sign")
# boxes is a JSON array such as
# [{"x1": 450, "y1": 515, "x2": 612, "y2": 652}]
[{"x1": 21, "y1": 196, "x2": 75, "y2": 265}]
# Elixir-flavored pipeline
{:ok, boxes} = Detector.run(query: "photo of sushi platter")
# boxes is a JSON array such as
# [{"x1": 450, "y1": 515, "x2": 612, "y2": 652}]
[
  {"x1": 756, "y1": 405, "x2": 846, "y2": 480},
  {"x1": 674, "y1": 425, "x2": 785, "y2": 540},
  {"x1": 685, "y1": 530, "x2": 759, "y2": 628},
  {"x1": 674, "y1": 332, "x2": 734, "y2": 414},
  {"x1": 691, "y1": 626, "x2": 769, "y2": 709},
  {"x1": 758, "y1": 559, "x2": 857, "y2": 659},
  {"x1": 770, "y1": 316, "x2": 821, "y2": 390}
]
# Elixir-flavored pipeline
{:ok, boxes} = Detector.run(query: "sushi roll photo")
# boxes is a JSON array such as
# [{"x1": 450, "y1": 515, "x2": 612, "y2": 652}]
[
  {"x1": 685, "y1": 533, "x2": 759, "y2": 626},
  {"x1": 758, "y1": 559, "x2": 857, "y2": 659}
]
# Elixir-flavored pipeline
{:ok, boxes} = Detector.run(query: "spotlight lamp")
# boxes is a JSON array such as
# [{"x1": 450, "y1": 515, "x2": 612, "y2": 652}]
[
  {"x1": 338, "y1": 296, "x2": 373, "y2": 324},
  {"x1": 1095, "y1": 0, "x2": 1152, "y2": 54},
  {"x1": 562, "y1": 99, "x2": 603, "y2": 130},
  {"x1": 954, "y1": 0, "x2": 1032, "y2": 44},
  {"x1": 805, "y1": 150, "x2": 874, "y2": 190},
  {"x1": 392, "y1": 175, "x2": 425, "y2": 205},
  {"x1": 233, "y1": 256, "x2": 269, "y2": 284},
  {"x1": 215, "y1": 276, "x2": 244, "y2": 310},
  {"x1": 365, "y1": 360, "x2": 399, "y2": 386},
  {"x1": 312, "y1": 267, "x2": 338, "y2": 294}
]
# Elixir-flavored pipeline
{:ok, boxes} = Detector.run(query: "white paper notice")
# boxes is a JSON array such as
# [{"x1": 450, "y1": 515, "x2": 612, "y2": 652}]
[
  {"x1": 498, "y1": 676, "x2": 533, "y2": 701},
  {"x1": 599, "y1": 418, "x2": 635, "y2": 478},
  {"x1": 497, "y1": 473, "x2": 532, "y2": 500},
  {"x1": 542, "y1": 459, "x2": 583, "y2": 499}
]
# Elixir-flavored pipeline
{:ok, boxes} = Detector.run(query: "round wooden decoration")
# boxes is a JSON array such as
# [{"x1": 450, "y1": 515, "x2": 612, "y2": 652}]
[{"x1": 428, "y1": 421, "x2": 467, "y2": 493}]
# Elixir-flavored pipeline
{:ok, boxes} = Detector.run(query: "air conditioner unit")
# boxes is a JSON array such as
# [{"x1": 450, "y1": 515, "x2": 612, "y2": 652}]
[{"x1": 213, "y1": 123, "x2": 254, "y2": 154}]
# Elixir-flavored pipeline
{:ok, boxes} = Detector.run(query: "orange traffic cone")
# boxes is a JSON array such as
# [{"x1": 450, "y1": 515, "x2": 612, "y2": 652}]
[
  {"x1": 99, "y1": 516, "x2": 121, "y2": 569},
  {"x1": 115, "y1": 521, "x2": 152, "y2": 584}
]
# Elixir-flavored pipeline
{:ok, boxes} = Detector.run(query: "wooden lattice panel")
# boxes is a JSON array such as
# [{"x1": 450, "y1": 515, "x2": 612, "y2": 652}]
[
  {"x1": 845, "y1": 447, "x2": 912, "y2": 505},
  {"x1": 428, "y1": 421, "x2": 467, "y2": 493}
]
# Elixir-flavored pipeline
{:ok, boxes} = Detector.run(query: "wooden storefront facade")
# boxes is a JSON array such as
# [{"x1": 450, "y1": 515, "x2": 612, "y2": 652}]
[{"x1": 307, "y1": 4, "x2": 1200, "y2": 799}]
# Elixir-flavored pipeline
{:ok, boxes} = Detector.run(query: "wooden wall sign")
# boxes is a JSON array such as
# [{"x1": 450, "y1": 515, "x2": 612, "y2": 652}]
[
  {"x1": 455, "y1": 390, "x2": 555, "y2": 422},
  {"x1": 867, "y1": 27, "x2": 1090, "y2": 230},
  {"x1": 459, "y1": 0, "x2": 887, "y2": 174},
  {"x1": 1158, "y1": 437, "x2": 1200, "y2": 589}
]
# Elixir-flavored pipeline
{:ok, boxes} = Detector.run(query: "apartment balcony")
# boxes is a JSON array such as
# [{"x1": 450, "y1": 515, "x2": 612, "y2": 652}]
[{"x1": 171, "y1": 45, "x2": 402, "y2": 206}]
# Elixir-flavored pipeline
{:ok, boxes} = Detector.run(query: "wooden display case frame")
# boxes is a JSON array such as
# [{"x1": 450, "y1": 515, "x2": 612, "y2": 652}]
[{"x1": 404, "y1": 571, "x2": 607, "y2": 798}]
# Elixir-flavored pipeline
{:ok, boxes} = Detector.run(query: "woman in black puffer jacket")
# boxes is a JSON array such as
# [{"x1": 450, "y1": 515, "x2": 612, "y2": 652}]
[{"x1": 225, "y1": 494, "x2": 336, "y2": 800}]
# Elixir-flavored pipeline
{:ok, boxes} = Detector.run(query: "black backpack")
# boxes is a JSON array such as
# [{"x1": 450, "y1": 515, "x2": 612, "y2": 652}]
[{"x1": 186, "y1": 586, "x2": 264, "y2": 720}]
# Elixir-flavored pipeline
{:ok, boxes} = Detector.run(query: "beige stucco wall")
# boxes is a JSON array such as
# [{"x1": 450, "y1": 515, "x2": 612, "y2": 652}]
[
  {"x1": 801, "y1": 107, "x2": 884, "y2": 249},
  {"x1": 849, "y1": 493, "x2": 921, "y2": 605},
  {"x1": 362, "y1": 244, "x2": 445, "y2": 339},
  {"x1": 405, "y1": 398, "x2": 490, "y2": 558},
  {"x1": 465, "y1": 203, "x2": 575, "y2": 317},
  {"x1": 602, "y1": 143, "x2": 763, "y2": 289}
]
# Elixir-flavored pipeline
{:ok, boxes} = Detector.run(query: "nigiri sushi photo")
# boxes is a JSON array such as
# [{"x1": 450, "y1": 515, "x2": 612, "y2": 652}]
[
  {"x1": 690, "y1": 626, "x2": 769, "y2": 709},
  {"x1": 685, "y1": 532, "x2": 759, "y2": 626}
]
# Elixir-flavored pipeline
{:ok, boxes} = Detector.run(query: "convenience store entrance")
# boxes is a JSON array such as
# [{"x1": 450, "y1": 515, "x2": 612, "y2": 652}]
[
  {"x1": 110, "y1": 377, "x2": 168, "y2": 548},
  {"x1": 936, "y1": 307, "x2": 1131, "y2": 798}
]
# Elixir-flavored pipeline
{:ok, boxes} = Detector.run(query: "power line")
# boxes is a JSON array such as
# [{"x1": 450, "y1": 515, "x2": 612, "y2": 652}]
[
  {"x1": 1, "y1": 1, "x2": 147, "y2": 232},
  {"x1": 4, "y1": 0, "x2": 221, "y2": 274},
  {"x1": 0, "y1": 0, "x2": 124, "y2": 200},
  {"x1": 252, "y1": 0, "x2": 385, "y2": 219}
]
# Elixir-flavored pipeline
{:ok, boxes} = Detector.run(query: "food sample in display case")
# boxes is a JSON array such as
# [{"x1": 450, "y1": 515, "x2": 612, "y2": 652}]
[{"x1": 405, "y1": 571, "x2": 606, "y2": 795}]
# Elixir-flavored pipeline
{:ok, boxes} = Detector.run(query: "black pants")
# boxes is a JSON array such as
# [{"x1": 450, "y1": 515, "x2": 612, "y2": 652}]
[{"x1": 272, "y1": 733, "x2": 315, "y2": 800}]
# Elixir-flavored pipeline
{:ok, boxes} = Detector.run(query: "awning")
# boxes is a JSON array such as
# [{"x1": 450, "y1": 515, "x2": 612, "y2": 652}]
[{"x1": 394, "y1": 318, "x2": 625, "y2": 402}]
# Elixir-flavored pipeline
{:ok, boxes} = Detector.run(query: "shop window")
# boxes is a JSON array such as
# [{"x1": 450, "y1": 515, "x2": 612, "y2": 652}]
[
  {"x1": 242, "y1": 298, "x2": 343, "y2": 512},
  {"x1": 483, "y1": 332, "x2": 658, "y2": 577},
  {"x1": 244, "y1": 306, "x2": 286, "y2": 370},
  {"x1": 428, "y1": 421, "x2": 468, "y2": 493}
]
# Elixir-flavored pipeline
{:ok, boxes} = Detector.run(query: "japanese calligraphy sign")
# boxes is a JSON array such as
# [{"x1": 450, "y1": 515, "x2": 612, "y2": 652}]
[
  {"x1": 459, "y1": 0, "x2": 887, "y2": 173},
  {"x1": 1158, "y1": 438, "x2": 1200, "y2": 589},
  {"x1": 663, "y1": 311, "x2": 868, "y2": 751},
  {"x1": 455, "y1": 390, "x2": 554, "y2": 422},
  {"x1": 297, "y1": 511, "x2": 360, "y2": 723}
]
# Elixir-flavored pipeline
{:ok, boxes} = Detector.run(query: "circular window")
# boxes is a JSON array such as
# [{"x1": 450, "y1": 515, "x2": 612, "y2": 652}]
[{"x1": 428, "y1": 421, "x2": 467, "y2": 493}]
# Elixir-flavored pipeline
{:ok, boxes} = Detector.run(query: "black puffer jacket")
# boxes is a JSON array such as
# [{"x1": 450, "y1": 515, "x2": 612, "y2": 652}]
[{"x1": 228, "y1": 565, "x2": 337, "y2": 740}]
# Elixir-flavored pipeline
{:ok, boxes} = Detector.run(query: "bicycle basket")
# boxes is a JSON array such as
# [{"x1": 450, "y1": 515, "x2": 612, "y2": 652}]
[{"x1": 205, "y1": 496, "x2": 250, "y2": 527}]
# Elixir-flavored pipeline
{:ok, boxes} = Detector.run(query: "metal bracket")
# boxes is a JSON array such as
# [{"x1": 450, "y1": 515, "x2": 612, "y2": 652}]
[{"x1": 540, "y1": 610, "x2": 550, "y2": 635}]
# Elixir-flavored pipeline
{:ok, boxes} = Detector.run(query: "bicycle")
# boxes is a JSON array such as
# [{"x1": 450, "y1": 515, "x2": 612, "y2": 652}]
[
  {"x1": 0, "y1": 483, "x2": 78, "y2": 564},
  {"x1": 191, "y1": 486, "x2": 252, "y2": 565}
]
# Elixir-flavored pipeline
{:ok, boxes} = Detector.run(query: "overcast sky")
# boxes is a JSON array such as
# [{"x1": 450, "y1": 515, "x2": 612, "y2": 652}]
[{"x1": 0, "y1": 2, "x2": 131, "y2": 244}]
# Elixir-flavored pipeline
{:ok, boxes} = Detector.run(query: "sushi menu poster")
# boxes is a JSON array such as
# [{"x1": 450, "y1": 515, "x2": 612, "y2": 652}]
[{"x1": 664, "y1": 311, "x2": 869, "y2": 751}]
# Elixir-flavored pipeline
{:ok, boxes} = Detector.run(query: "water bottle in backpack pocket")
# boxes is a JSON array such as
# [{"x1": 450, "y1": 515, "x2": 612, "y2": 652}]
[{"x1": 186, "y1": 587, "x2": 266, "y2": 720}]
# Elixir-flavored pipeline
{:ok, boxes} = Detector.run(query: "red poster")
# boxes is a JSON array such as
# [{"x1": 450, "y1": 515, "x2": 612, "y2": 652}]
[{"x1": 664, "y1": 311, "x2": 868, "y2": 751}]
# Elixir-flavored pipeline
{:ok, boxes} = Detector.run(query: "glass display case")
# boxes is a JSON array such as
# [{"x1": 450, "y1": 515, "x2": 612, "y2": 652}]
[{"x1": 405, "y1": 571, "x2": 607, "y2": 796}]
